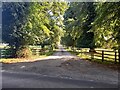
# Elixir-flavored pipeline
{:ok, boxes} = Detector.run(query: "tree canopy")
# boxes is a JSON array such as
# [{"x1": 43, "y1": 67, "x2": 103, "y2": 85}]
[
  {"x1": 2, "y1": 2, "x2": 120, "y2": 57},
  {"x1": 2, "y1": 2, "x2": 68, "y2": 49},
  {"x1": 63, "y1": 2, "x2": 96, "y2": 48},
  {"x1": 92, "y1": 2, "x2": 120, "y2": 49},
  {"x1": 62, "y1": 2, "x2": 120, "y2": 49}
]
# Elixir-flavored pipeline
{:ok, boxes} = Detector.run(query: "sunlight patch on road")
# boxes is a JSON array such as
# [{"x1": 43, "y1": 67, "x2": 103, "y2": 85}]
[
  {"x1": 46, "y1": 56, "x2": 77, "y2": 60},
  {"x1": 34, "y1": 55, "x2": 79, "y2": 61},
  {"x1": 20, "y1": 66, "x2": 26, "y2": 69},
  {"x1": 1, "y1": 70, "x2": 5, "y2": 72}
]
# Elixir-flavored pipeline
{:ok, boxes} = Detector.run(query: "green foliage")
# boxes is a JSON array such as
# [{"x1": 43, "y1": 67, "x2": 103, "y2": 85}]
[
  {"x1": 3, "y1": 2, "x2": 68, "y2": 57},
  {"x1": 49, "y1": 2, "x2": 68, "y2": 46},
  {"x1": 63, "y1": 2, "x2": 96, "y2": 48},
  {"x1": 2, "y1": 2, "x2": 30, "y2": 48},
  {"x1": 61, "y1": 34, "x2": 74, "y2": 46},
  {"x1": 4, "y1": 1, "x2": 120, "y2": 58},
  {"x1": 91, "y1": 2, "x2": 120, "y2": 49},
  {"x1": 63, "y1": 2, "x2": 120, "y2": 49}
]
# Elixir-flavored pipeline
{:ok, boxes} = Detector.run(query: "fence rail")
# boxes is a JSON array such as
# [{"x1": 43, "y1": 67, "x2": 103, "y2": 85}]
[
  {"x1": 0, "y1": 48, "x2": 46, "y2": 58},
  {"x1": 90, "y1": 49, "x2": 120, "y2": 64},
  {"x1": 0, "y1": 49, "x2": 12, "y2": 58},
  {"x1": 1, "y1": 47, "x2": 120, "y2": 64},
  {"x1": 31, "y1": 48, "x2": 44, "y2": 55},
  {"x1": 66, "y1": 47, "x2": 120, "y2": 64}
]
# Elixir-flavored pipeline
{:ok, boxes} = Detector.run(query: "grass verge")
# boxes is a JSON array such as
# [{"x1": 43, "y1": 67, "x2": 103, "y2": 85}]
[{"x1": 0, "y1": 50, "x2": 54, "y2": 64}]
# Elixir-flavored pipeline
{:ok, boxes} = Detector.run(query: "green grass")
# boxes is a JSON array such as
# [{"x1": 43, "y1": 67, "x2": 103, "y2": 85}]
[
  {"x1": 1, "y1": 46, "x2": 55, "y2": 63},
  {"x1": 0, "y1": 50, "x2": 54, "y2": 64},
  {"x1": 0, "y1": 55, "x2": 46, "y2": 63}
]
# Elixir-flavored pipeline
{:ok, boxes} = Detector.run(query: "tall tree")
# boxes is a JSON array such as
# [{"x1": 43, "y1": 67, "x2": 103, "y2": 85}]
[
  {"x1": 2, "y1": 2, "x2": 68, "y2": 57},
  {"x1": 92, "y1": 2, "x2": 120, "y2": 49},
  {"x1": 49, "y1": 2, "x2": 68, "y2": 48},
  {"x1": 63, "y1": 2, "x2": 96, "y2": 48},
  {"x1": 2, "y1": 2, "x2": 29, "y2": 48}
]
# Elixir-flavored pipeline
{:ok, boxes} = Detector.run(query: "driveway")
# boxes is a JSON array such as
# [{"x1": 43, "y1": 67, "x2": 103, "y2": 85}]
[{"x1": 2, "y1": 45, "x2": 119, "y2": 88}]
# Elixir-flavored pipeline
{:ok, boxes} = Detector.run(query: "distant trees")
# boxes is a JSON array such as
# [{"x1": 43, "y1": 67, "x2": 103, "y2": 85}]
[
  {"x1": 62, "y1": 2, "x2": 120, "y2": 50},
  {"x1": 63, "y1": 2, "x2": 96, "y2": 48},
  {"x1": 2, "y1": 2, "x2": 67, "y2": 58}
]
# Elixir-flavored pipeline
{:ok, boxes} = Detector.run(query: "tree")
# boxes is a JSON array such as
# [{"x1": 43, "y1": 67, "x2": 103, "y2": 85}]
[
  {"x1": 91, "y1": 2, "x2": 120, "y2": 49},
  {"x1": 2, "y1": 2, "x2": 31, "y2": 57},
  {"x1": 49, "y1": 2, "x2": 68, "y2": 48},
  {"x1": 2, "y1": 2, "x2": 30, "y2": 47},
  {"x1": 63, "y1": 2, "x2": 96, "y2": 48},
  {"x1": 2, "y1": 2, "x2": 68, "y2": 57},
  {"x1": 63, "y1": 2, "x2": 120, "y2": 50}
]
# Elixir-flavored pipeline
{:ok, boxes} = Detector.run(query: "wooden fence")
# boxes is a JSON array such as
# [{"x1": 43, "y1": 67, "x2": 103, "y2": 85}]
[
  {"x1": 31, "y1": 48, "x2": 47, "y2": 55},
  {"x1": 68, "y1": 47, "x2": 120, "y2": 64},
  {"x1": 1, "y1": 47, "x2": 120, "y2": 64},
  {"x1": 0, "y1": 49, "x2": 12, "y2": 58},
  {"x1": 0, "y1": 48, "x2": 46, "y2": 58},
  {"x1": 90, "y1": 49, "x2": 120, "y2": 64}
]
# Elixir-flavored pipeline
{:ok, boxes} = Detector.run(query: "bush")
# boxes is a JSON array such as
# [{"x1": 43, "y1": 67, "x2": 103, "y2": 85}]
[{"x1": 16, "y1": 46, "x2": 32, "y2": 58}]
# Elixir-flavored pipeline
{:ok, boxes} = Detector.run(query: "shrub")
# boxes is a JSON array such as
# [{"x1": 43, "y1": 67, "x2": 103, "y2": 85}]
[{"x1": 16, "y1": 46, "x2": 32, "y2": 58}]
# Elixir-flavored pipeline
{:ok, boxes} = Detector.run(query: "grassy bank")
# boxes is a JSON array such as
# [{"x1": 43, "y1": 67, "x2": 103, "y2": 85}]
[{"x1": 0, "y1": 49, "x2": 54, "y2": 64}]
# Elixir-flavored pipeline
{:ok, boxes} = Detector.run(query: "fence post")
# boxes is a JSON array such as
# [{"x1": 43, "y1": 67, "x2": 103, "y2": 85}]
[
  {"x1": 81, "y1": 49, "x2": 82, "y2": 56},
  {"x1": 115, "y1": 50, "x2": 117, "y2": 64},
  {"x1": 102, "y1": 50, "x2": 104, "y2": 62},
  {"x1": 35, "y1": 49, "x2": 37, "y2": 55},
  {"x1": 119, "y1": 49, "x2": 120, "y2": 64}
]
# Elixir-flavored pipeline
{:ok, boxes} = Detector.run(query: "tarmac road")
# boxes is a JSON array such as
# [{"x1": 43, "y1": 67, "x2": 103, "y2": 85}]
[{"x1": 2, "y1": 70, "x2": 118, "y2": 88}]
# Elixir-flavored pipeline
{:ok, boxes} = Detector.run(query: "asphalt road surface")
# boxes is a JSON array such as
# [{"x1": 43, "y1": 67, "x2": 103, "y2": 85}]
[{"x1": 2, "y1": 71, "x2": 118, "y2": 88}]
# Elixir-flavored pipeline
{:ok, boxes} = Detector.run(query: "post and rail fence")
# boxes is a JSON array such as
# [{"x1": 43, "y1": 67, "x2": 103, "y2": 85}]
[
  {"x1": 68, "y1": 47, "x2": 120, "y2": 64},
  {"x1": 1, "y1": 47, "x2": 120, "y2": 64},
  {"x1": 0, "y1": 48, "x2": 44, "y2": 58},
  {"x1": 89, "y1": 49, "x2": 120, "y2": 64}
]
